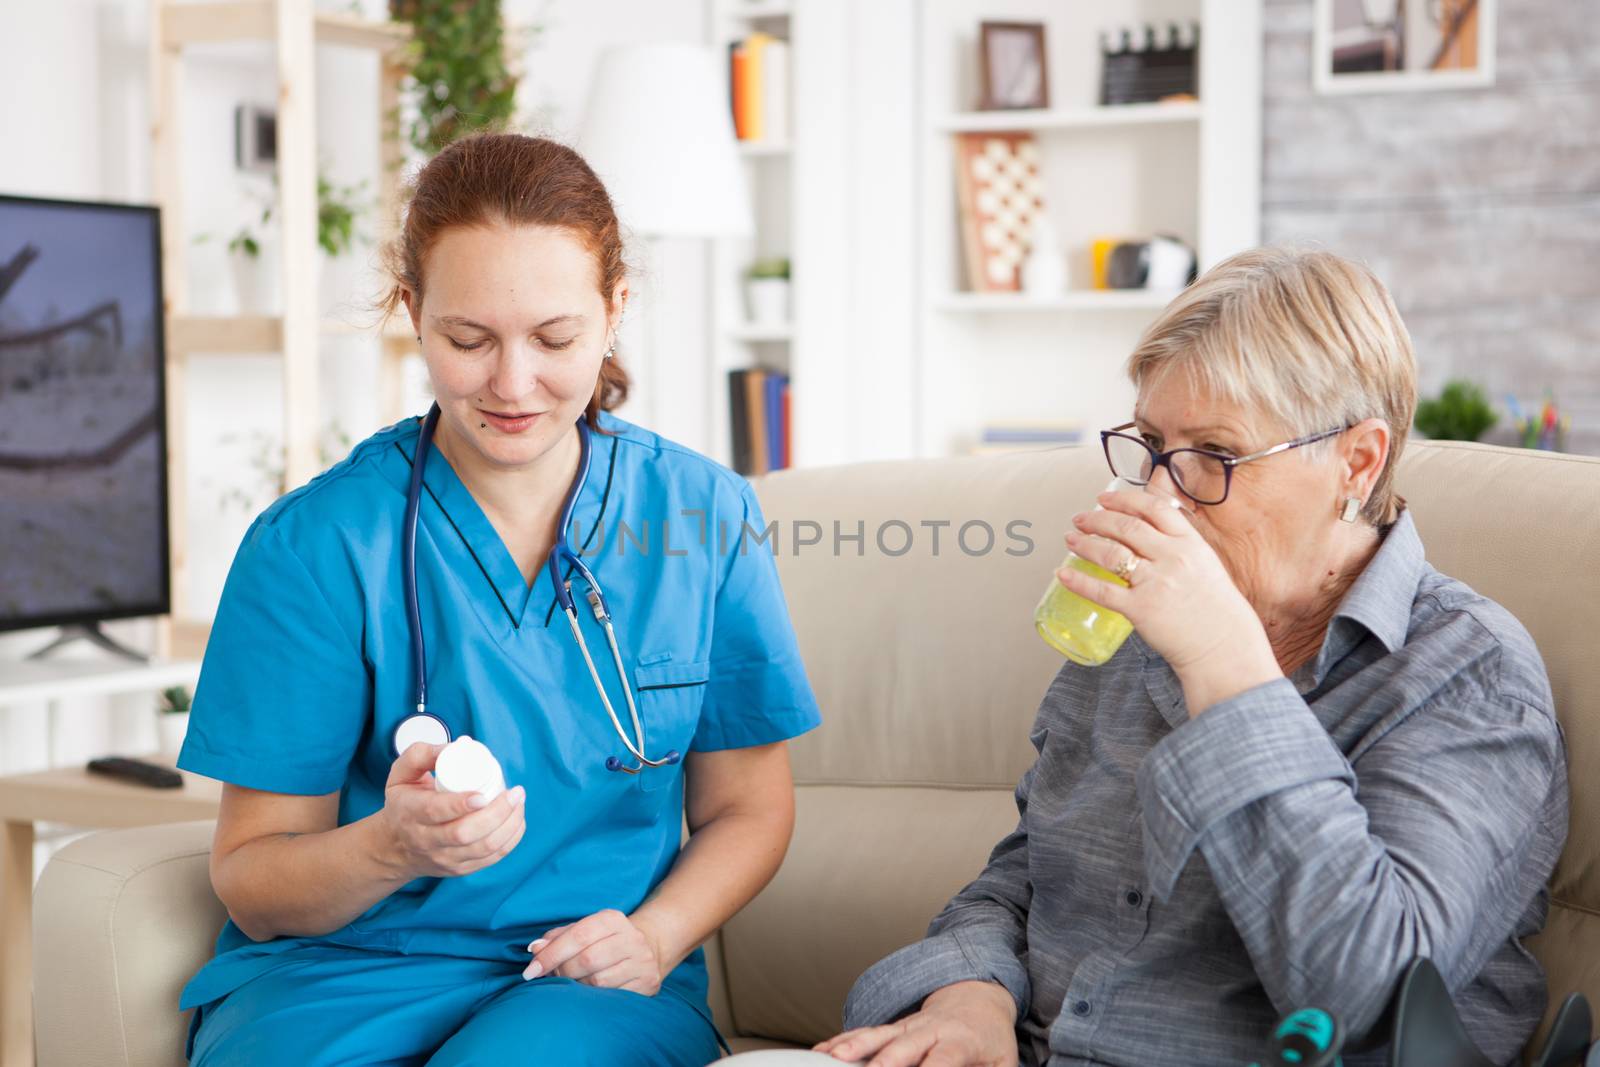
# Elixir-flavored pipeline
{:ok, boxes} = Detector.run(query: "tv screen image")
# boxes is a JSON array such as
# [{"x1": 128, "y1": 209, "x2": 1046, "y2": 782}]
[{"x1": 0, "y1": 195, "x2": 170, "y2": 632}]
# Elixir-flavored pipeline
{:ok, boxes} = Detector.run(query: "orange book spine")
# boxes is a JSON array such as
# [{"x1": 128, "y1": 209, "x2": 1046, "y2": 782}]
[
  {"x1": 747, "y1": 34, "x2": 768, "y2": 142},
  {"x1": 732, "y1": 44, "x2": 761, "y2": 141}
]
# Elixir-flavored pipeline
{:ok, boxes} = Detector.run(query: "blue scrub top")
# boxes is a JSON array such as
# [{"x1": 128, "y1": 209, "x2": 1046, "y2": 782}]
[{"x1": 176, "y1": 411, "x2": 821, "y2": 1011}]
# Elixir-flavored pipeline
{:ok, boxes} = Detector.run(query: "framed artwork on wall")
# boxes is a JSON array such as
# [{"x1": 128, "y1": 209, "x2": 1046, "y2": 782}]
[{"x1": 1314, "y1": 0, "x2": 1495, "y2": 94}]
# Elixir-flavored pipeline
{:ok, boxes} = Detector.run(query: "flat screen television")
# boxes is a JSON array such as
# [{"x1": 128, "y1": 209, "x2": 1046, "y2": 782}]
[{"x1": 0, "y1": 194, "x2": 170, "y2": 647}]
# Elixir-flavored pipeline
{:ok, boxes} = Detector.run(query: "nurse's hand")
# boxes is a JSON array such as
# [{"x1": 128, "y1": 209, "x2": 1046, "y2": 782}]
[
  {"x1": 377, "y1": 742, "x2": 527, "y2": 879},
  {"x1": 524, "y1": 909, "x2": 665, "y2": 995}
]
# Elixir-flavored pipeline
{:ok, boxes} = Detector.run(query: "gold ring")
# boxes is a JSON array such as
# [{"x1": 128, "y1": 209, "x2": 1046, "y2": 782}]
[{"x1": 1112, "y1": 553, "x2": 1141, "y2": 582}]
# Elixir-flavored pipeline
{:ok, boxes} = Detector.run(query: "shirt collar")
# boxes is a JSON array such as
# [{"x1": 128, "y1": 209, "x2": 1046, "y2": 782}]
[
  {"x1": 1316, "y1": 507, "x2": 1425, "y2": 663},
  {"x1": 372, "y1": 413, "x2": 618, "y2": 631}
]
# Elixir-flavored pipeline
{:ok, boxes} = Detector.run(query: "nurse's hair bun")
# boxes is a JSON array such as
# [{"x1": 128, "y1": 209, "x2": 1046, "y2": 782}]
[{"x1": 378, "y1": 133, "x2": 632, "y2": 431}]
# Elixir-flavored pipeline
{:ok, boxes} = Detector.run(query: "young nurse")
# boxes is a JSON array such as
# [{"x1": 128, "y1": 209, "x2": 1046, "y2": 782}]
[{"x1": 176, "y1": 133, "x2": 821, "y2": 1065}]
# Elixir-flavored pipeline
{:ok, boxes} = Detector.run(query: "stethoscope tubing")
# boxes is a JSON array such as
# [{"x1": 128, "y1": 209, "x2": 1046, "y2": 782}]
[{"x1": 397, "y1": 403, "x2": 680, "y2": 774}]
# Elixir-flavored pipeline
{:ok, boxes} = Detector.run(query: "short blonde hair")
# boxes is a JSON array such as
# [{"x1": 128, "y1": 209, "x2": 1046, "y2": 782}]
[{"x1": 1126, "y1": 247, "x2": 1416, "y2": 526}]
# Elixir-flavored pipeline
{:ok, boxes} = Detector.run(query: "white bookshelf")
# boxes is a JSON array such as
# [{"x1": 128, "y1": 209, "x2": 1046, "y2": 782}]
[
  {"x1": 691, "y1": 1, "x2": 1253, "y2": 468},
  {"x1": 738, "y1": 140, "x2": 793, "y2": 158},
  {"x1": 936, "y1": 290, "x2": 1181, "y2": 313},
  {"x1": 934, "y1": 99, "x2": 1204, "y2": 133},
  {"x1": 706, "y1": 0, "x2": 797, "y2": 472},
  {"x1": 915, "y1": 0, "x2": 1261, "y2": 457}
]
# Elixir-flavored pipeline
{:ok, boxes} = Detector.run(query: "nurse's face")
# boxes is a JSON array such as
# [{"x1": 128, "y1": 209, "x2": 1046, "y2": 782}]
[{"x1": 405, "y1": 221, "x2": 623, "y2": 470}]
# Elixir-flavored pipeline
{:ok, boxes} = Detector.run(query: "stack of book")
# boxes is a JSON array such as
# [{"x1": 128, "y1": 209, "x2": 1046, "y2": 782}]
[
  {"x1": 729, "y1": 32, "x2": 790, "y2": 143},
  {"x1": 970, "y1": 422, "x2": 1083, "y2": 456},
  {"x1": 728, "y1": 367, "x2": 791, "y2": 475}
]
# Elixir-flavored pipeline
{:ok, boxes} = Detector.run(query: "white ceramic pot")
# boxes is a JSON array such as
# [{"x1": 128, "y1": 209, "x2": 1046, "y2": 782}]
[
  {"x1": 157, "y1": 712, "x2": 190, "y2": 758},
  {"x1": 230, "y1": 246, "x2": 281, "y2": 315},
  {"x1": 746, "y1": 277, "x2": 790, "y2": 326}
]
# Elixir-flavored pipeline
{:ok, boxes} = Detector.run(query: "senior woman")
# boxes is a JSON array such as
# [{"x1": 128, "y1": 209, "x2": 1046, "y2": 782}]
[{"x1": 813, "y1": 248, "x2": 1568, "y2": 1066}]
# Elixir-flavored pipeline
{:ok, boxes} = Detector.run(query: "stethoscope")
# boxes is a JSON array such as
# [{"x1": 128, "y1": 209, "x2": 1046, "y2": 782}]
[{"x1": 391, "y1": 403, "x2": 682, "y2": 775}]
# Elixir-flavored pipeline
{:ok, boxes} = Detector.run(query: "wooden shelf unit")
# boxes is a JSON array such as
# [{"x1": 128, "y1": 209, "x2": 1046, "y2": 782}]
[{"x1": 149, "y1": 0, "x2": 414, "y2": 657}]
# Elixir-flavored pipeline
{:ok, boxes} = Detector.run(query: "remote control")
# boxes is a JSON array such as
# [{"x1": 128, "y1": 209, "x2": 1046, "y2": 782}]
[{"x1": 87, "y1": 757, "x2": 183, "y2": 789}]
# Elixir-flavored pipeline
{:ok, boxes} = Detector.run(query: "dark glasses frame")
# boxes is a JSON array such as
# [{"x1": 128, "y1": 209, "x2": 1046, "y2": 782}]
[{"x1": 1099, "y1": 421, "x2": 1350, "y2": 505}]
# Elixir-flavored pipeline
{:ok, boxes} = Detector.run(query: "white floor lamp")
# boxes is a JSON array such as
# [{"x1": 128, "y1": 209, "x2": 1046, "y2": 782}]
[{"x1": 579, "y1": 44, "x2": 753, "y2": 447}]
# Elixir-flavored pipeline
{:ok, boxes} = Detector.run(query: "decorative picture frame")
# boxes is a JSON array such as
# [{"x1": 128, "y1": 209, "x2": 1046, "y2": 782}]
[
  {"x1": 1314, "y1": 0, "x2": 1495, "y2": 95},
  {"x1": 979, "y1": 21, "x2": 1049, "y2": 110},
  {"x1": 234, "y1": 103, "x2": 277, "y2": 172}
]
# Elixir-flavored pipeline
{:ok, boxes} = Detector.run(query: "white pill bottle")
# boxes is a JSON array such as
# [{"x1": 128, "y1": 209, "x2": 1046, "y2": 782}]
[{"x1": 432, "y1": 735, "x2": 505, "y2": 800}]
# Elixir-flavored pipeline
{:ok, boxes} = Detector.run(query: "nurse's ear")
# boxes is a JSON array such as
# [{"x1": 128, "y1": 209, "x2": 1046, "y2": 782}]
[
  {"x1": 608, "y1": 283, "x2": 629, "y2": 337},
  {"x1": 400, "y1": 286, "x2": 422, "y2": 341}
]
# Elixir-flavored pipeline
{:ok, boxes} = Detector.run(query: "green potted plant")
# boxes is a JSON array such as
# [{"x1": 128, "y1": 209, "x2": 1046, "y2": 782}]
[
  {"x1": 1414, "y1": 380, "x2": 1498, "y2": 442},
  {"x1": 157, "y1": 684, "x2": 193, "y2": 756},
  {"x1": 199, "y1": 171, "x2": 365, "y2": 315},
  {"x1": 190, "y1": 193, "x2": 276, "y2": 315},
  {"x1": 316, "y1": 174, "x2": 366, "y2": 258},
  {"x1": 745, "y1": 256, "x2": 791, "y2": 326},
  {"x1": 391, "y1": 0, "x2": 521, "y2": 154},
  {"x1": 226, "y1": 201, "x2": 275, "y2": 314}
]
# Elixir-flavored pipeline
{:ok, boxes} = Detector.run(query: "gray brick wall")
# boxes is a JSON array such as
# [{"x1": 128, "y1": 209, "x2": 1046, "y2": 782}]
[{"x1": 1261, "y1": 0, "x2": 1599, "y2": 454}]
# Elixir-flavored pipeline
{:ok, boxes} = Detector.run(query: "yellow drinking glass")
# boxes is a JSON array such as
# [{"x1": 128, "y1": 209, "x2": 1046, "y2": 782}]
[{"x1": 1033, "y1": 479, "x2": 1136, "y2": 666}]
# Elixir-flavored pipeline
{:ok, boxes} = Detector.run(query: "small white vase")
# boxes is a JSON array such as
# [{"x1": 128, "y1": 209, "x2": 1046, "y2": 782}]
[
  {"x1": 1021, "y1": 219, "x2": 1067, "y2": 298},
  {"x1": 746, "y1": 277, "x2": 790, "y2": 326},
  {"x1": 157, "y1": 712, "x2": 190, "y2": 758},
  {"x1": 230, "y1": 246, "x2": 281, "y2": 315}
]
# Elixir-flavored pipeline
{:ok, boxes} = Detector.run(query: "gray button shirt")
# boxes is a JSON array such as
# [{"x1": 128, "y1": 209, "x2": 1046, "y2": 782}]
[{"x1": 843, "y1": 511, "x2": 1568, "y2": 1066}]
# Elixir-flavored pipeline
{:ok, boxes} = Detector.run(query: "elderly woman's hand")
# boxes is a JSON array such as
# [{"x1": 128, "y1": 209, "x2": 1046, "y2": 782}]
[
  {"x1": 1059, "y1": 487, "x2": 1281, "y2": 715},
  {"x1": 814, "y1": 980, "x2": 1019, "y2": 1067}
]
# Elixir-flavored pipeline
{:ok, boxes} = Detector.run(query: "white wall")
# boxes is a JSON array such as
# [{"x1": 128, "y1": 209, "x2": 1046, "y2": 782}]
[
  {"x1": 0, "y1": 0, "x2": 1260, "y2": 777},
  {"x1": 503, "y1": 0, "x2": 713, "y2": 453},
  {"x1": 0, "y1": 0, "x2": 707, "y2": 776}
]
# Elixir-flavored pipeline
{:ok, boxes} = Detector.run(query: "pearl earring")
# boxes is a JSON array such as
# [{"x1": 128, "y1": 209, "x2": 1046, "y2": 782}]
[{"x1": 1339, "y1": 497, "x2": 1362, "y2": 523}]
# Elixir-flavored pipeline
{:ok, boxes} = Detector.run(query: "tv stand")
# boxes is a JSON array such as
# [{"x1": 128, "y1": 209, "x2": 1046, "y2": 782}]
[{"x1": 26, "y1": 623, "x2": 151, "y2": 664}]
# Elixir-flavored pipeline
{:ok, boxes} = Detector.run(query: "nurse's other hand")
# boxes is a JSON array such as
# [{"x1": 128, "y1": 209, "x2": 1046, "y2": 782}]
[
  {"x1": 524, "y1": 908, "x2": 664, "y2": 995},
  {"x1": 812, "y1": 980, "x2": 1019, "y2": 1067},
  {"x1": 378, "y1": 741, "x2": 527, "y2": 879}
]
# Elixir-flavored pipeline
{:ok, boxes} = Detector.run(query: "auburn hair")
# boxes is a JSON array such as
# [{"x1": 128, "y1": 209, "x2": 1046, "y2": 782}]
[{"x1": 380, "y1": 133, "x2": 630, "y2": 430}]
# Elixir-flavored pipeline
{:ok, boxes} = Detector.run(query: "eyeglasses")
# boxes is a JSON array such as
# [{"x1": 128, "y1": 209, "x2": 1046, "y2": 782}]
[{"x1": 1099, "y1": 422, "x2": 1350, "y2": 506}]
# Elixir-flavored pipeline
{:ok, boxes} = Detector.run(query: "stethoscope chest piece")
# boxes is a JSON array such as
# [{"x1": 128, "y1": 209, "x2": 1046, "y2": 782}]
[{"x1": 393, "y1": 710, "x2": 451, "y2": 757}]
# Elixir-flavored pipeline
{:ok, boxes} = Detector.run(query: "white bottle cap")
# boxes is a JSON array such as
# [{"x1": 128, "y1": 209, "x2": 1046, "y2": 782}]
[{"x1": 433, "y1": 735, "x2": 505, "y2": 799}]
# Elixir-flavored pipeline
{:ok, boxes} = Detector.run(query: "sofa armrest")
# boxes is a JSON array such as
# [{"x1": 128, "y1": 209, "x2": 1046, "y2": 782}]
[{"x1": 33, "y1": 820, "x2": 222, "y2": 1067}]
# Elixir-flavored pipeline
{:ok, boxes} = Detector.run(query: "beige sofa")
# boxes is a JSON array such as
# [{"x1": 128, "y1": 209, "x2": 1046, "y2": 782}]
[{"x1": 32, "y1": 441, "x2": 1600, "y2": 1065}]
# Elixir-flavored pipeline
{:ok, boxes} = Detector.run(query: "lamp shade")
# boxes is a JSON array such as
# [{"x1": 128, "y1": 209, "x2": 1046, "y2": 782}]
[{"x1": 579, "y1": 44, "x2": 753, "y2": 238}]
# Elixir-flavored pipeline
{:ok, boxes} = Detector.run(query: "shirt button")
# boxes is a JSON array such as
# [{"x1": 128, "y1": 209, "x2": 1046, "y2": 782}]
[
  {"x1": 1125, "y1": 889, "x2": 1143, "y2": 907},
  {"x1": 1073, "y1": 999, "x2": 1091, "y2": 1017}
]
